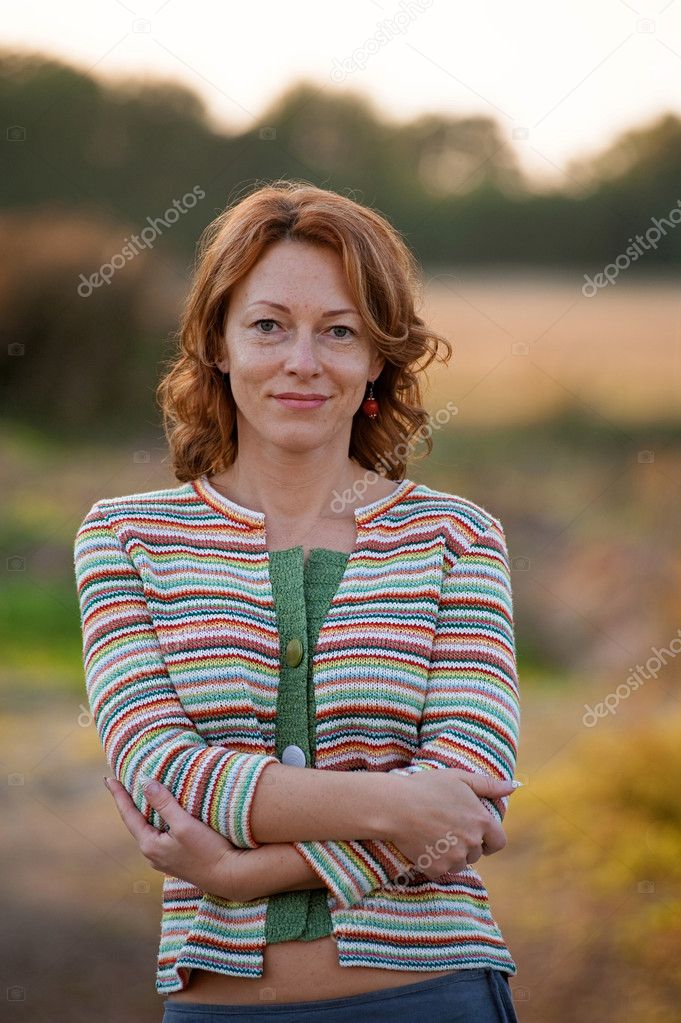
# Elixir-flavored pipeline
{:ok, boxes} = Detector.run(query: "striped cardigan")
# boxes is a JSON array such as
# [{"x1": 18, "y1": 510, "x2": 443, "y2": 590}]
[{"x1": 73, "y1": 473, "x2": 521, "y2": 994}]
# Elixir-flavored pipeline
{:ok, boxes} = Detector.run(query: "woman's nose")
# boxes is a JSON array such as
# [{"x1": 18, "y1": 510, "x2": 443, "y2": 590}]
[{"x1": 284, "y1": 332, "x2": 322, "y2": 372}]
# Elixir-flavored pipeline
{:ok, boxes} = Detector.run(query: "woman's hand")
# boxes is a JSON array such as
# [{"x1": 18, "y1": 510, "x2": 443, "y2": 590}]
[
  {"x1": 385, "y1": 769, "x2": 520, "y2": 878},
  {"x1": 103, "y1": 775, "x2": 246, "y2": 900}
]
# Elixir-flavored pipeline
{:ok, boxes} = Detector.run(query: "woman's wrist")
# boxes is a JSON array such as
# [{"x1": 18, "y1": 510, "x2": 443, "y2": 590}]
[
  {"x1": 249, "y1": 762, "x2": 404, "y2": 845},
  {"x1": 224, "y1": 844, "x2": 326, "y2": 903},
  {"x1": 373, "y1": 772, "x2": 412, "y2": 847},
  {"x1": 214, "y1": 772, "x2": 411, "y2": 902}
]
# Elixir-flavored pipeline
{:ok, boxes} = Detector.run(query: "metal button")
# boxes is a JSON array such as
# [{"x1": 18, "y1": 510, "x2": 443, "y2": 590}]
[
  {"x1": 284, "y1": 636, "x2": 304, "y2": 667},
  {"x1": 281, "y1": 744, "x2": 307, "y2": 767}
]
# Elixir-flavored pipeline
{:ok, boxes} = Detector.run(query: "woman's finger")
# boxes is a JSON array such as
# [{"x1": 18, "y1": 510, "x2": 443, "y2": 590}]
[{"x1": 135, "y1": 774, "x2": 188, "y2": 834}]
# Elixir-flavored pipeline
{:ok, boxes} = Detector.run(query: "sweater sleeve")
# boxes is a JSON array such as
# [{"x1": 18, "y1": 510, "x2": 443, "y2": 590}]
[
  {"x1": 291, "y1": 517, "x2": 521, "y2": 909},
  {"x1": 74, "y1": 501, "x2": 280, "y2": 848}
]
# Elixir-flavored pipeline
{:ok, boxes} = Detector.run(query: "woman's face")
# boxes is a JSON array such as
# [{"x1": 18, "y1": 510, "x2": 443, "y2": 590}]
[{"x1": 216, "y1": 238, "x2": 384, "y2": 458}]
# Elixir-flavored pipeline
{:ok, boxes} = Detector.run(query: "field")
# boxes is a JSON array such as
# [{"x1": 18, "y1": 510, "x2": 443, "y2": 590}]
[{"x1": 2, "y1": 270, "x2": 679, "y2": 1021}]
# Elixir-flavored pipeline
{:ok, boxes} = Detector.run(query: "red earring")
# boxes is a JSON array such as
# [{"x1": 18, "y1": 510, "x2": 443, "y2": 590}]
[{"x1": 362, "y1": 380, "x2": 379, "y2": 419}]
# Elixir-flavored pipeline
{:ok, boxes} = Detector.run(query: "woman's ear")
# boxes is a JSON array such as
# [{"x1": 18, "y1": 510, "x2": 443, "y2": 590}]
[
  {"x1": 216, "y1": 353, "x2": 229, "y2": 374},
  {"x1": 370, "y1": 354, "x2": 385, "y2": 381}
]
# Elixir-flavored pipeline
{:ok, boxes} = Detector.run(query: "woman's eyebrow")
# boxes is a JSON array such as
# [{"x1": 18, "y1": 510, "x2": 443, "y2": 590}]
[{"x1": 245, "y1": 300, "x2": 360, "y2": 316}]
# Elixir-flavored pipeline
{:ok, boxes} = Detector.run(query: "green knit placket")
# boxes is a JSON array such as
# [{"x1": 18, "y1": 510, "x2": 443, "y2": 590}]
[{"x1": 264, "y1": 546, "x2": 350, "y2": 944}]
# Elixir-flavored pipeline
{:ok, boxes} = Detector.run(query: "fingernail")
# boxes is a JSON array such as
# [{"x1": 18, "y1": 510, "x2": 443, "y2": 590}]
[
  {"x1": 511, "y1": 780, "x2": 524, "y2": 789},
  {"x1": 103, "y1": 775, "x2": 111, "y2": 791},
  {"x1": 139, "y1": 773, "x2": 159, "y2": 795}
]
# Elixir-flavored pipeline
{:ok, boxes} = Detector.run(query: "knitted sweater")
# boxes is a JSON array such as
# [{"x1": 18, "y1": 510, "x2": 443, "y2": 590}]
[
  {"x1": 264, "y1": 544, "x2": 349, "y2": 942},
  {"x1": 73, "y1": 473, "x2": 521, "y2": 995}
]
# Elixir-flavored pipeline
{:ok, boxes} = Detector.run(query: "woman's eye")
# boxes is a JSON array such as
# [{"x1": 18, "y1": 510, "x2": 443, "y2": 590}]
[
  {"x1": 329, "y1": 325, "x2": 356, "y2": 339},
  {"x1": 251, "y1": 320, "x2": 356, "y2": 339},
  {"x1": 253, "y1": 319, "x2": 278, "y2": 333}
]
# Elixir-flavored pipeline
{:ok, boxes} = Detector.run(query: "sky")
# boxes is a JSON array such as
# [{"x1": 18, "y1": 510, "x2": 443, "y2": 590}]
[{"x1": 2, "y1": 0, "x2": 680, "y2": 188}]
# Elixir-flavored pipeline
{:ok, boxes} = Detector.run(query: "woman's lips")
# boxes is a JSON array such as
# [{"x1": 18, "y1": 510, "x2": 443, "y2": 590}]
[{"x1": 273, "y1": 396, "x2": 328, "y2": 410}]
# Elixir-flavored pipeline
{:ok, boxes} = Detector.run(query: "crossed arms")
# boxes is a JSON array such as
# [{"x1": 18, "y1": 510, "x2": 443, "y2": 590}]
[{"x1": 75, "y1": 501, "x2": 520, "y2": 909}]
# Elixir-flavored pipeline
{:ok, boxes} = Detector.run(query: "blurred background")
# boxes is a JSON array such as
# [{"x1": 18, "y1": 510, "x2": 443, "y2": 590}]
[{"x1": 1, "y1": 2, "x2": 680, "y2": 1020}]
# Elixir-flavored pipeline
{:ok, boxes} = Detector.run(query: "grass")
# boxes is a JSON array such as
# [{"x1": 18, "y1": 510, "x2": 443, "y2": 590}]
[{"x1": 0, "y1": 579, "x2": 85, "y2": 692}]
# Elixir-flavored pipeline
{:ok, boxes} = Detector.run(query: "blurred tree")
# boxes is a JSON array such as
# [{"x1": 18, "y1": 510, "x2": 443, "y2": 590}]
[
  {"x1": 397, "y1": 112, "x2": 528, "y2": 198},
  {"x1": 1, "y1": 49, "x2": 680, "y2": 441},
  {"x1": 567, "y1": 112, "x2": 681, "y2": 197},
  {"x1": 2, "y1": 49, "x2": 680, "y2": 268},
  {"x1": 0, "y1": 208, "x2": 184, "y2": 439}
]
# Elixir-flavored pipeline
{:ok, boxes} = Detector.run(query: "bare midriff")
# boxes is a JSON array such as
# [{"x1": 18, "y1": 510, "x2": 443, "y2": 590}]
[{"x1": 165, "y1": 935, "x2": 459, "y2": 1004}]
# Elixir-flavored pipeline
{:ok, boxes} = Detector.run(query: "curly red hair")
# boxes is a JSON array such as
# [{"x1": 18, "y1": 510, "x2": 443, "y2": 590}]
[{"x1": 156, "y1": 178, "x2": 452, "y2": 482}]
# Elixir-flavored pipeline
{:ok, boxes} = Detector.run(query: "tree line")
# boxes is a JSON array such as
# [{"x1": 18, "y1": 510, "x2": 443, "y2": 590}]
[{"x1": 1, "y1": 49, "x2": 679, "y2": 436}]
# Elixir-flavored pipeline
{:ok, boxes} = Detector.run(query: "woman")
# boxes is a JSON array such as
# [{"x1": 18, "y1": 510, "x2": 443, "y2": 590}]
[{"x1": 74, "y1": 180, "x2": 521, "y2": 1022}]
